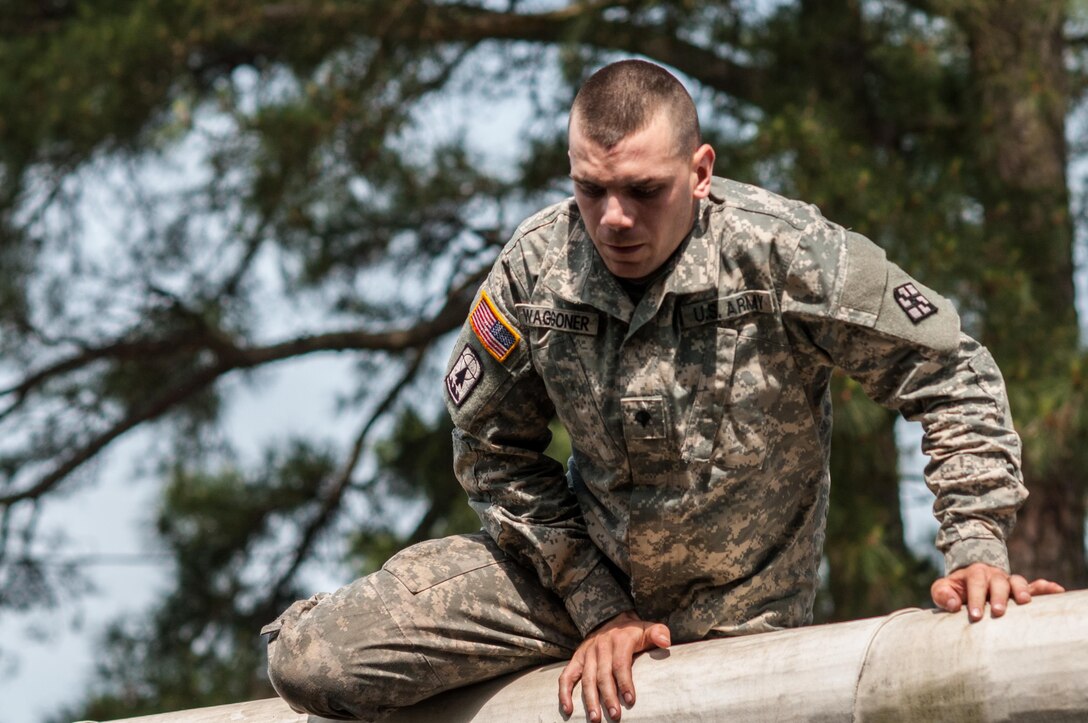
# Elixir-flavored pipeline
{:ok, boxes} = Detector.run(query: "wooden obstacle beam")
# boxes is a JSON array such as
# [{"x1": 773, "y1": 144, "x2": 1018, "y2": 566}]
[{"x1": 93, "y1": 588, "x2": 1088, "y2": 722}]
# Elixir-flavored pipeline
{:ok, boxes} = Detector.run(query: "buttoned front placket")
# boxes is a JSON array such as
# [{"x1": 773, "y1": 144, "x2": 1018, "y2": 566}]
[
  {"x1": 539, "y1": 202, "x2": 721, "y2": 618},
  {"x1": 621, "y1": 208, "x2": 719, "y2": 617},
  {"x1": 618, "y1": 315, "x2": 677, "y2": 617}
]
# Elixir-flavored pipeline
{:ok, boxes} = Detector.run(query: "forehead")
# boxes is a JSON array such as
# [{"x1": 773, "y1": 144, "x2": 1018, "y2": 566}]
[{"x1": 569, "y1": 112, "x2": 685, "y2": 185}]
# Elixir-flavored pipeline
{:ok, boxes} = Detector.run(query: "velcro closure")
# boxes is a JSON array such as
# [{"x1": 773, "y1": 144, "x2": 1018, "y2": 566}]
[{"x1": 839, "y1": 231, "x2": 887, "y2": 318}]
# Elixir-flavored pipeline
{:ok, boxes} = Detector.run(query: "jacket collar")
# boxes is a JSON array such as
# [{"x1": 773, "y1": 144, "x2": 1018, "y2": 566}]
[{"x1": 541, "y1": 200, "x2": 718, "y2": 327}]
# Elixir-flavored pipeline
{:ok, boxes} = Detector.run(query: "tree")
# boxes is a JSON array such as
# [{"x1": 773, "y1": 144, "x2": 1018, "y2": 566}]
[
  {"x1": 0, "y1": 1, "x2": 1084, "y2": 717},
  {"x1": 955, "y1": 2, "x2": 1087, "y2": 585}
]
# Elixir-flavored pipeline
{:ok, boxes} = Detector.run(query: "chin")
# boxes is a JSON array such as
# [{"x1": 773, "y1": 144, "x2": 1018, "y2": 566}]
[{"x1": 607, "y1": 262, "x2": 652, "y2": 280}]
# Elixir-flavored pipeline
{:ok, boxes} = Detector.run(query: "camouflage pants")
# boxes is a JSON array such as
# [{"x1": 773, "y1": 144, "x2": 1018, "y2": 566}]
[{"x1": 264, "y1": 532, "x2": 582, "y2": 721}]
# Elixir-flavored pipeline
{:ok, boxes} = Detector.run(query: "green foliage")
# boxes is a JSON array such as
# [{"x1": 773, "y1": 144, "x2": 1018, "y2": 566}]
[
  {"x1": 819, "y1": 375, "x2": 937, "y2": 622},
  {"x1": 51, "y1": 614, "x2": 276, "y2": 723},
  {"x1": 57, "y1": 438, "x2": 336, "y2": 719},
  {"x1": 347, "y1": 406, "x2": 582, "y2": 575},
  {"x1": 348, "y1": 406, "x2": 480, "y2": 573}
]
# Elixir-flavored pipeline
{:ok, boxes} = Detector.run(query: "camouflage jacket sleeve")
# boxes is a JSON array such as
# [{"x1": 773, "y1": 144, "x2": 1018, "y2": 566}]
[
  {"x1": 777, "y1": 216, "x2": 1028, "y2": 574},
  {"x1": 443, "y1": 236, "x2": 635, "y2": 637}
]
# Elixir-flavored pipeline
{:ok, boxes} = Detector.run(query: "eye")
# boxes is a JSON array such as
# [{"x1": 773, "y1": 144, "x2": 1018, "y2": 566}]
[
  {"x1": 630, "y1": 186, "x2": 662, "y2": 199},
  {"x1": 577, "y1": 183, "x2": 605, "y2": 198}
]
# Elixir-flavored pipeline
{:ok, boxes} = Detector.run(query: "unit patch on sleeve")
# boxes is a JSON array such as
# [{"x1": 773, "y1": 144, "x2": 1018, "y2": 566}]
[
  {"x1": 446, "y1": 344, "x2": 483, "y2": 406},
  {"x1": 893, "y1": 283, "x2": 938, "y2": 324},
  {"x1": 515, "y1": 304, "x2": 599, "y2": 336},
  {"x1": 470, "y1": 290, "x2": 521, "y2": 362}
]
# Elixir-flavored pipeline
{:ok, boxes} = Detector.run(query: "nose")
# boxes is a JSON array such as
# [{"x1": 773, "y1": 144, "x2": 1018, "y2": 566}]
[{"x1": 602, "y1": 193, "x2": 633, "y2": 231}]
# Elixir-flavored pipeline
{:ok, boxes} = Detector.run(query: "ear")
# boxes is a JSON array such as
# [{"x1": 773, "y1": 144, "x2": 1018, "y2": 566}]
[{"x1": 690, "y1": 143, "x2": 716, "y2": 199}]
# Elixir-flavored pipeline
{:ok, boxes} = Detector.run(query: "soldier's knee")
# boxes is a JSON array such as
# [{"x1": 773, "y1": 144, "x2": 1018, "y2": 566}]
[
  {"x1": 264, "y1": 591, "x2": 413, "y2": 719},
  {"x1": 266, "y1": 638, "x2": 315, "y2": 714},
  {"x1": 268, "y1": 630, "x2": 372, "y2": 719},
  {"x1": 264, "y1": 596, "x2": 359, "y2": 718},
  {"x1": 267, "y1": 632, "x2": 409, "y2": 720}
]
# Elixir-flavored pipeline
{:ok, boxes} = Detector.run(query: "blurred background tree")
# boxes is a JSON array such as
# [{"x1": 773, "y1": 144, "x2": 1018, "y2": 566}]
[{"x1": 0, "y1": 1, "x2": 1084, "y2": 719}]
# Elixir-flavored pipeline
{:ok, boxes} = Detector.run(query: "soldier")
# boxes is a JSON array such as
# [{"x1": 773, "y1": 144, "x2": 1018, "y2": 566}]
[{"x1": 264, "y1": 59, "x2": 1063, "y2": 722}]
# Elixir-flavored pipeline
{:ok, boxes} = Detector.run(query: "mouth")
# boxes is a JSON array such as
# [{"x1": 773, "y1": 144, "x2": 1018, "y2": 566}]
[{"x1": 602, "y1": 242, "x2": 643, "y2": 255}]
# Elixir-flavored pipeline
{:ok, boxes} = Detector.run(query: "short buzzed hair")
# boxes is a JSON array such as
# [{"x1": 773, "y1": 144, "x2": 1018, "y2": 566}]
[{"x1": 570, "y1": 59, "x2": 701, "y2": 156}]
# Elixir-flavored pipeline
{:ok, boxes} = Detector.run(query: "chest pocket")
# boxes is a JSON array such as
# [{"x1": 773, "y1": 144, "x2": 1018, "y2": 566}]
[
  {"x1": 681, "y1": 321, "x2": 780, "y2": 469},
  {"x1": 531, "y1": 331, "x2": 622, "y2": 467}
]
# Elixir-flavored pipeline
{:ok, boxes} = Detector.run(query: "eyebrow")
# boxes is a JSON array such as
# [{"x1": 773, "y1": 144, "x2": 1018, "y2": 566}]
[{"x1": 569, "y1": 173, "x2": 669, "y2": 187}]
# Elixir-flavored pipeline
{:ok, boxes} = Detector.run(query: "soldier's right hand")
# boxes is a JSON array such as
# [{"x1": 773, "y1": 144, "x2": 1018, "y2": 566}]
[{"x1": 557, "y1": 610, "x2": 671, "y2": 722}]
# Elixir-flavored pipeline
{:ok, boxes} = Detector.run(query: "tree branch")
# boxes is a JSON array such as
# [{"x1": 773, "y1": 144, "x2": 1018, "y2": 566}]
[
  {"x1": 251, "y1": 1, "x2": 767, "y2": 108},
  {"x1": 1, "y1": 339, "x2": 162, "y2": 405},
  {"x1": 269, "y1": 348, "x2": 428, "y2": 600},
  {"x1": 221, "y1": 274, "x2": 476, "y2": 369},
  {"x1": 896, "y1": 0, "x2": 941, "y2": 16},
  {"x1": 0, "y1": 281, "x2": 477, "y2": 507},
  {"x1": 1068, "y1": 33, "x2": 1088, "y2": 48},
  {"x1": 403, "y1": 481, "x2": 462, "y2": 547},
  {"x1": 2, "y1": 275, "x2": 477, "y2": 412},
  {"x1": 0, "y1": 363, "x2": 228, "y2": 507}
]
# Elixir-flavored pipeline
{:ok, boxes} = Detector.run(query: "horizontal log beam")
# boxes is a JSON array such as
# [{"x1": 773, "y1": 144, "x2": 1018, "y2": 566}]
[{"x1": 91, "y1": 589, "x2": 1088, "y2": 722}]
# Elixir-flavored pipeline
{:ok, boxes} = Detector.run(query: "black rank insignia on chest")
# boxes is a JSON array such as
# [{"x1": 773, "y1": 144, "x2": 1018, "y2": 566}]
[{"x1": 893, "y1": 282, "x2": 938, "y2": 324}]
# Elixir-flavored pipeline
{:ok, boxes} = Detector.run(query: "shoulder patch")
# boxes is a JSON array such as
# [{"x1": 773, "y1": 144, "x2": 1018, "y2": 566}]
[
  {"x1": 446, "y1": 344, "x2": 483, "y2": 406},
  {"x1": 470, "y1": 290, "x2": 521, "y2": 361},
  {"x1": 893, "y1": 283, "x2": 938, "y2": 324},
  {"x1": 515, "y1": 304, "x2": 599, "y2": 336}
]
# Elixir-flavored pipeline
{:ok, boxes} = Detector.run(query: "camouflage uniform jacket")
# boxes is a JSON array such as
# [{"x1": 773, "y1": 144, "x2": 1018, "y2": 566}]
[{"x1": 443, "y1": 177, "x2": 1026, "y2": 643}]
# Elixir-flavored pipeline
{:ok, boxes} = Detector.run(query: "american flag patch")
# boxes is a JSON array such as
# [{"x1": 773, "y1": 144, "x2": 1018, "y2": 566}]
[{"x1": 470, "y1": 290, "x2": 520, "y2": 362}]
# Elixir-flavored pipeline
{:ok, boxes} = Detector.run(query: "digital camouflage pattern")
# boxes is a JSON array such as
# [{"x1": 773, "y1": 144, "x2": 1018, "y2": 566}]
[
  {"x1": 265, "y1": 177, "x2": 1027, "y2": 718},
  {"x1": 446, "y1": 176, "x2": 1026, "y2": 641},
  {"x1": 265, "y1": 532, "x2": 581, "y2": 721}
]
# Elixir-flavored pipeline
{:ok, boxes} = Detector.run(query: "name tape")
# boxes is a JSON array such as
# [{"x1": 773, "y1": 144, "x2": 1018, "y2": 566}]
[
  {"x1": 680, "y1": 290, "x2": 773, "y2": 328},
  {"x1": 515, "y1": 305, "x2": 600, "y2": 336}
]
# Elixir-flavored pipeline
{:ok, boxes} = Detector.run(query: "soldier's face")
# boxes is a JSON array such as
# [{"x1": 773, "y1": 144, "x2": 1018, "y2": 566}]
[{"x1": 569, "y1": 110, "x2": 715, "y2": 280}]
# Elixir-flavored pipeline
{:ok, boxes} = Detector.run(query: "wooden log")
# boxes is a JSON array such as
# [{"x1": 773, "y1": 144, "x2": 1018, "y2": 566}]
[{"x1": 91, "y1": 589, "x2": 1088, "y2": 723}]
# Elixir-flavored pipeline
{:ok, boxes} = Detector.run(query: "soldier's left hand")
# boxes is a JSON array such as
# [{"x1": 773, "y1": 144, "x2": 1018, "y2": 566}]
[
  {"x1": 931, "y1": 562, "x2": 1065, "y2": 622},
  {"x1": 558, "y1": 610, "x2": 670, "y2": 722}
]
